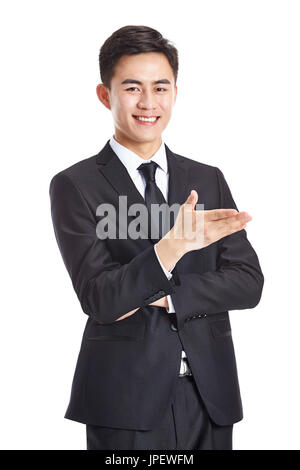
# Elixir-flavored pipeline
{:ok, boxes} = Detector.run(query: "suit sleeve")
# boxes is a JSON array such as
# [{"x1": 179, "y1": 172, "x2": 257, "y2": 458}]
[
  {"x1": 169, "y1": 167, "x2": 264, "y2": 328},
  {"x1": 49, "y1": 171, "x2": 179, "y2": 324}
]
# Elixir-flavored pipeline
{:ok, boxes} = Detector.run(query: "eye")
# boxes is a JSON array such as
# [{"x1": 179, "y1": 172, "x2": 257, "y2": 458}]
[
  {"x1": 156, "y1": 88, "x2": 166, "y2": 92},
  {"x1": 126, "y1": 87, "x2": 139, "y2": 92}
]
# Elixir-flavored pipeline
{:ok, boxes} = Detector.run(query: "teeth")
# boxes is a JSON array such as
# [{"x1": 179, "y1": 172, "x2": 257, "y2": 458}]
[{"x1": 134, "y1": 116, "x2": 158, "y2": 122}]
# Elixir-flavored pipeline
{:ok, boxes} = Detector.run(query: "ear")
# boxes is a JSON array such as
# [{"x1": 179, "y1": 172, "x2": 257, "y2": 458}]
[
  {"x1": 96, "y1": 84, "x2": 111, "y2": 110},
  {"x1": 173, "y1": 84, "x2": 178, "y2": 104}
]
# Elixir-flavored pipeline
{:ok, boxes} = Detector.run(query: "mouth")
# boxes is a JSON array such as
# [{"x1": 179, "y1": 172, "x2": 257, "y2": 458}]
[{"x1": 132, "y1": 115, "x2": 161, "y2": 126}]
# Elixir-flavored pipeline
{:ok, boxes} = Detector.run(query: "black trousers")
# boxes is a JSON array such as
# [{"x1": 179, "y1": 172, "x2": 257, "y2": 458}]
[{"x1": 86, "y1": 374, "x2": 233, "y2": 450}]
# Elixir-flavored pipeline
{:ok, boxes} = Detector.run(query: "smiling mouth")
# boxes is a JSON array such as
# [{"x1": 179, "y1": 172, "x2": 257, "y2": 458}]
[{"x1": 132, "y1": 115, "x2": 161, "y2": 124}]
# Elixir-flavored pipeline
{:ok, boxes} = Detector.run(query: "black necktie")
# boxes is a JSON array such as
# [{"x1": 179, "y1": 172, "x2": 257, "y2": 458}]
[{"x1": 138, "y1": 161, "x2": 167, "y2": 240}]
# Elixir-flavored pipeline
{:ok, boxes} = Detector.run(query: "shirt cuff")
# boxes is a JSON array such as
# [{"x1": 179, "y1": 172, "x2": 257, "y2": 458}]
[
  {"x1": 154, "y1": 244, "x2": 176, "y2": 313},
  {"x1": 166, "y1": 294, "x2": 176, "y2": 313},
  {"x1": 153, "y1": 244, "x2": 173, "y2": 280}
]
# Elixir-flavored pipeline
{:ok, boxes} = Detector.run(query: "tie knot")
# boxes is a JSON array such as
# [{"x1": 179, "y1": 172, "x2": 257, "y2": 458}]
[{"x1": 138, "y1": 161, "x2": 158, "y2": 183}]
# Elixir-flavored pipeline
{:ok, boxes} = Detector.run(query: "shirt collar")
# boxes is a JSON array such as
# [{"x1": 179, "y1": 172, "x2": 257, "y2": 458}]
[{"x1": 109, "y1": 134, "x2": 168, "y2": 174}]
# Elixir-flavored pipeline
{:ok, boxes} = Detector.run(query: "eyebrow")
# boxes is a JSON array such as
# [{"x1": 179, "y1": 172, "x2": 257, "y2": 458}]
[{"x1": 121, "y1": 78, "x2": 171, "y2": 85}]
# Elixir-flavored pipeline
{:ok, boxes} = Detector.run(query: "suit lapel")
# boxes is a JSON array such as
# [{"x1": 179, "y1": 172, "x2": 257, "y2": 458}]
[
  {"x1": 96, "y1": 140, "x2": 146, "y2": 209},
  {"x1": 95, "y1": 139, "x2": 191, "y2": 244},
  {"x1": 165, "y1": 143, "x2": 190, "y2": 208}
]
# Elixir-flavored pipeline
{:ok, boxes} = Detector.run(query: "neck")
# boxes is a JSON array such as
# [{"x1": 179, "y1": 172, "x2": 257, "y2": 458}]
[{"x1": 113, "y1": 132, "x2": 162, "y2": 160}]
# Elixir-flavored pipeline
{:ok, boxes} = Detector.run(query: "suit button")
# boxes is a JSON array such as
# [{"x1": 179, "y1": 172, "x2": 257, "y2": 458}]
[
  {"x1": 170, "y1": 323, "x2": 178, "y2": 331},
  {"x1": 158, "y1": 290, "x2": 165, "y2": 295}
]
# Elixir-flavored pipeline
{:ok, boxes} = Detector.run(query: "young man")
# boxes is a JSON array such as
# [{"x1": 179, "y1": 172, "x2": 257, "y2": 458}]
[{"x1": 49, "y1": 25, "x2": 264, "y2": 450}]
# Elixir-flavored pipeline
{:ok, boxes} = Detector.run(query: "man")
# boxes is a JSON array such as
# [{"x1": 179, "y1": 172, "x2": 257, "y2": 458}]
[{"x1": 49, "y1": 25, "x2": 264, "y2": 450}]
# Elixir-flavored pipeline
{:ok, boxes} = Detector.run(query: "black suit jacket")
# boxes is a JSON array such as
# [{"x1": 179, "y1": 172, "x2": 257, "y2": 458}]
[{"x1": 49, "y1": 139, "x2": 264, "y2": 430}]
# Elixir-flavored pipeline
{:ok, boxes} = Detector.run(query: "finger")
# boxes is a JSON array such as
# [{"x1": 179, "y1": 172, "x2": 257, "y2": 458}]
[
  {"x1": 204, "y1": 208, "x2": 239, "y2": 221},
  {"x1": 234, "y1": 211, "x2": 252, "y2": 223},
  {"x1": 216, "y1": 212, "x2": 252, "y2": 237},
  {"x1": 184, "y1": 190, "x2": 198, "y2": 210}
]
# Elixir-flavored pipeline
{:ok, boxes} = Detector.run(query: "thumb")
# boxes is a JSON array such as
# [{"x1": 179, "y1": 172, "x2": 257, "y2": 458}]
[{"x1": 185, "y1": 189, "x2": 198, "y2": 210}]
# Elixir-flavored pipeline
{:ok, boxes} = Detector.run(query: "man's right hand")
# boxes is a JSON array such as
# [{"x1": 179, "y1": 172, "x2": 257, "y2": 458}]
[
  {"x1": 172, "y1": 189, "x2": 252, "y2": 252},
  {"x1": 155, "y1": 190, "x2": 252, "y2": 271}
]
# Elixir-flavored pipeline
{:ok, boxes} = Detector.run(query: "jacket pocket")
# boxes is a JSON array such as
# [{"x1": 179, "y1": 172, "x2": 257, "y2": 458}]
[
  {"x1": 86, "y1": 320, "x2": 146, "y2": 341},
  {"x1": 209, "y1": 317, "x2": 232, "y2": 338}
]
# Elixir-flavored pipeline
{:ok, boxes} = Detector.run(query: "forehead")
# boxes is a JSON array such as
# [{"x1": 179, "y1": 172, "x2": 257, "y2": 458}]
[{"x1": 112, "y1": 52, "x2": 174, "y2": 83}]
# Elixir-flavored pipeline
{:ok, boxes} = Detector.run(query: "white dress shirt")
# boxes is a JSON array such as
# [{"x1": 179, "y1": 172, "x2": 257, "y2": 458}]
[{"x1": 109, "y1": 134, "x2": 186, "y2": 359}]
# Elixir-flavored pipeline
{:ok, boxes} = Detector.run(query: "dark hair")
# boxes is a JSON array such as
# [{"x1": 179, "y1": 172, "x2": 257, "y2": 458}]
[{"x1": 99, "y1": 25, "x2": 178, "y2": 90}]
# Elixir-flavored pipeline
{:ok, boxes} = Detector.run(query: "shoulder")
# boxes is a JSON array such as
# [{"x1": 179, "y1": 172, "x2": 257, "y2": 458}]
[
  {"x1": 49, "y1": 153, "x2": 99, "y2": 192},
  {"x1": 170, "y1": 148, "x2": 222, "y2": 179}
]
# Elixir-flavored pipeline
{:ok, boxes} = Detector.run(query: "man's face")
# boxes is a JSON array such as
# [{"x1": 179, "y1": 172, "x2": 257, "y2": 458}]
[{"x1": 97, "y1": 52, "x2": 177, "y2": 145}]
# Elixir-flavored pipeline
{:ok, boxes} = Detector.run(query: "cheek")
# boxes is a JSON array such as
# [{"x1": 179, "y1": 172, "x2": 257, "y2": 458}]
[
  {"x1": 115, "y1": 97, "x2": 137, "y2": 120},
  {"x1": 160, "y1": 97, "x2": 173, "y2": 113}
]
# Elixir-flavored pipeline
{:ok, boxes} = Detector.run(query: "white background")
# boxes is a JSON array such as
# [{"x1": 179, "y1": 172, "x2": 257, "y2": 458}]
[{"x1": 0, "y1": 0, "x2": 299, "y2": 450}]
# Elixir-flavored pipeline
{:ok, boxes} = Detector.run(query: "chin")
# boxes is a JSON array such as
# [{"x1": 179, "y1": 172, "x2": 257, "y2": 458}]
[
  {"x1": 128, "y1": 128, "x2": 158, "y2": 139},
  {"x1": 132, "y1": 135, "x2": 158, "y2": 143}
]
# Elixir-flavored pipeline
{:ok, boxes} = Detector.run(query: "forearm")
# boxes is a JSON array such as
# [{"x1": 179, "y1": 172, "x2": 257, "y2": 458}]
[
  {"x1": 170, "y1": 230, "x2": 264, "y2": 328},
  {"x1": 115, "y1": 307, "x2": 140, "y2": 322},
  {"x1": 114, "y1": 241, "x2": 177, "y2": 322},
  {"x1": 155, "y1": 236, "x2": 185, "y2": 273},
  {"x1": 115, "y1": 295, "x2": 169, "y2": 321}
]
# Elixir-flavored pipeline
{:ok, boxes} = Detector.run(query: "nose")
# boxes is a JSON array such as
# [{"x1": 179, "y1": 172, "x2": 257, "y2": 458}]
[{"x1": 137, "y1": 89, "x2": 157, "y2": 111}]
